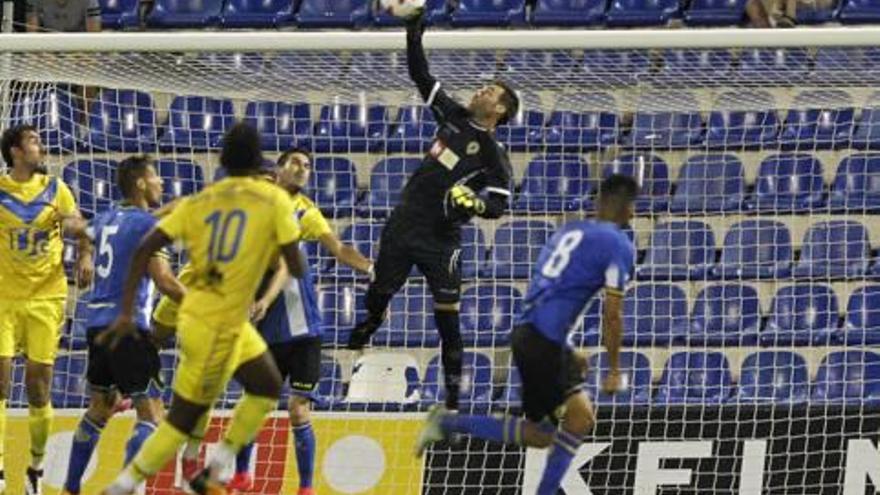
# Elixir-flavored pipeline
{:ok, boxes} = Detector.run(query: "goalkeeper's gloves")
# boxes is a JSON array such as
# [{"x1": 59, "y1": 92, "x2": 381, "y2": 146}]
[{"x1": 449, "y1": 184, "x2": 486, "y2": 215}]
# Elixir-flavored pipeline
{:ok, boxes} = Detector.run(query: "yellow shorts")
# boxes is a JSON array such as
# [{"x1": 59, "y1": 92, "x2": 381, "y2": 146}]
[
  {"x1": 0, "y1": 299, "x2": 64, "y2": 365},
  {"x1": 152, "y1": 295, "x2": 179, "y2": 329},
  {"x1": 173, "y1": 315, "x2": 268, "y2": 406}
]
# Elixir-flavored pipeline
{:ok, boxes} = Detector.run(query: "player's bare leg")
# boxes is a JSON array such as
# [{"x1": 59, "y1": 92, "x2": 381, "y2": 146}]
[{"x1": 24, "y1": 359, "x2": 53, "y2": 495}]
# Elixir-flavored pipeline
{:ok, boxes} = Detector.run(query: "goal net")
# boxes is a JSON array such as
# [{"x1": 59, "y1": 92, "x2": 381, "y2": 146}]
[{"x1": 2, "y1": 28, "x2": 880, "y2": 494}]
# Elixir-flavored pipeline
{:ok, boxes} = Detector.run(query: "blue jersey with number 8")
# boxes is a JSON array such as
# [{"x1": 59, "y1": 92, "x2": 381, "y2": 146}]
[{"x1": 516, "y1": 220, "x2": 635, "y2": 347}]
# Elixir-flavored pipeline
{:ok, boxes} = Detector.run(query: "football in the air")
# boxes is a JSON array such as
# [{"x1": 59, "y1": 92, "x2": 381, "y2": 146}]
[{"x1": 379, "y1": 0, "x2": 425, "y2": 18}]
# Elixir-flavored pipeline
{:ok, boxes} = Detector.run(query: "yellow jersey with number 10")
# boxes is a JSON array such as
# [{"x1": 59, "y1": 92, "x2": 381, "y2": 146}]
[{"x1": 157, "y1": 176, "x2": 301, "y2": 327}]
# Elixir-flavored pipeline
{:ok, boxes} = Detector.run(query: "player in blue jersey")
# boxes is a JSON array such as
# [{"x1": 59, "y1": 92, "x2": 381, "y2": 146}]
[
  {"x1": 61, "y1": 156, "x2": 186, "y2": 495},
  {"x1": 415, "y1": 174, "x2": 638, "y2": 495}
]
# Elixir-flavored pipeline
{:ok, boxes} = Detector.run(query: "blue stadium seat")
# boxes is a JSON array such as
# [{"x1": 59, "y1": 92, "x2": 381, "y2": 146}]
[
  {"x1": 669, "y1": 154, "x2": 745, "y2": 214},
  {"x1": 829, "y1": 154, "x2": 880, "y2": 213},
  {"x1": 840, "y1": 286, "x2": 880, "y2": 345},
  {"x1": 243, "y1": 101, "x2": 311, "y2": 151},
  {"x1": 421, "y1": 352, "x2": 494, "y2": 412},
  {"x1": 501, "y1": 50, "x2": 577, "y2": 86},
  {"x1": 370, "y1": 285, "x2": 440, "y2": 348},
  {"x1": 530, "y1": 0, "x2": 605, "y2": 26},
  {"x1": 386, "y1": 104, "x2": 437, "y2": 153},
  {"x1": 795, "y1": 0, "x2": 838, "y2": 22},
  {"x1": 220, "y1": 0, "x2": 295, "y2": 27},
  {"x1": 684, "y1": 0, "x2": 748, "y2": 25},
  {"x1": 654, "y1": 351, "x2": 733, "y2": 405},
  {"x1": 495, "y1": 90, "x2": 544, "y2": 152},
  {"x1": 483, "y1": 220, "x2": 554, "y2": 279},
  {"x1": 358, "y1": 157, "x2": 419, "y2": 218},
  {"x1": 159, "y1": 96, "x2": 234, "y2": 152},
  {"x1": 65, "y1": 297, "x2": 90, "y2": 351},
  {"x1": 313, "y1": 99, "x2": 388, "y2": 153},
  {"x1": 792, "y1": 221, "x2": 871, "y2": 280},
  {"x1": 10, "y1": 359, "x2": 26, "y2": 407},
  {"x1": 53, "y1": 354, "x2": 88, "y2": 408},
  {"x1": 762, "y1": 284, "x2": 839, "y2": 346},
  {"x1": 584, "y1": 351, "x2": 652, "y2": 405},
  {"x1": 8, "y1": 87, "x2": 80, "y2": 153},
  {"x1": 99, "y1": 0, "x2": 141, "y2": 28},
  {"x1": 315, "y1": 356, "x2": 345, "y2": 410},
  {"x1": 86, "y1": 90, "x2": 157, "y2": 152},
  {"x1": 324, "y1": 222, "x2": 384, "y2": 280},
  {"x1": 811, "y1": 351, "x2": 880, "y2": 404},
  {"x1": 295, "y1": 0, "x2": 372, "y2": 27},
  {"x1": 460, "y1": 284, "x2": 521, "y2": 347},
  {"x1": 318, "y1": 284, "x2": 361, "y2": 347},
  {"x1": 544, "y1": 92, "x2": 618, "y2": 152},
  {"x1": 838, "y1": 0, "x2": 880, "y2": 23},
  {"x1": 62, "y1": 159, "x2": 119, "y2": 219},
  {"x1": 687, "y1": 284, "x2": 761, "y2": 346},
  {"x1": 497, "y1": 366, "x2": 522, "y2": 412},
  {"x1": 349, "y1": 52, "x2": 410, "y2": 90},
  {"x1": 581, "y1": 50, "x2": 651, "y2": 86},
  {"x1": 705, "y1": 91, "x2": 779, "y2": 150},
  {"x1": 156, "y1": 159, "x2": 203, "y2": 204},
  {"x1": 309, "y1": 156, "x2": 359, "y2": 218},
  {"x1": 449, "y1": 0, "x2": 526, "y2": 26},
  {"x1": 636, "y1": 221, "x2": 716, "y2": 281},
  {"x1": 732, "y1": 351, "x2": 810, "y2": 404},
  {"x1": 146, "y1": 0, "x2": 222, "y2": 27},
  {"x1": 713, "y1": 220, "x2": 793, "y2": 279},
  {"x1": 852, "y1": 101, "x2": 880, "y2": 150},
  {"x1": 656, "y1": 49, "x2": 732, "y2": 84},
  {"x1": 605, "y1": 0, "x2": 679, "y2": 26},
  {"x1": 461, "y1": 224, "x2": 487, "y2": 278},
  {"x1": 814, "y1": 48, "x2": 867, "y2": 80},
  {"x1": 627, "y1": 91, "x2": 703, "y2": 149},
  {"x1": 594, "y1": 154, "x2": 670, "y2": 213},
  {"x1": 513, "y1": 155, "x2": 592, "y2": 213},
  {"x1": 737, "y1": 48, "x2": 809, "y2": 84},
  {"x1": 159, "y1": 352, "x2": 177, "y2": 404},
  {"x1": 747, "y1": 154, "x2": 825, "y2": 213},
  {"x1": 779, "y1": 90, "x2": 854, "y2": 150},
  {"x1": 373, "y1": 0, "x2": 449, "y2": 25},
  {"x1": 623, "y1": 284, "x2": 689, "y2": 346},
  {"x1": 427, "y1": 51, "x2": 499, "y2": 86}
]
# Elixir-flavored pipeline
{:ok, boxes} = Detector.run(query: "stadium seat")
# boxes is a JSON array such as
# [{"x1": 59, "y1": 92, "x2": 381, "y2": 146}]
[
  {"x1": 495, "y1": 90, "x2": 545, "y2": 152},
  {"x1": 592, "y1": 154, "x2": 670, "y2": 213},
  {"x1": 683, "y1": 0, "x2": 748, "y2": 25},
  {"x1": 10, "y1": 359, "x2": 26, "y2": 407},
  {"x1": 53, "y1": 355, "x2": 89, "y2": 408},
  {"x1": 838, "y1": 0, "x2": 880, "y2": 23},
  {"x1": 687, "y1": 284, "x2": 761, "y2": 346},
  {"x1": 86, "y1": 89, "x2": 158, "y2": 152},
  {"x1": 705, "y1": 91, "x2": 779, "y2": 150},
  {"x1": 792, "y1": 221, "x2": 871, "y2": 280},
  {"x1": 581, "y1": 50, "x2": 651, "y2": 86},
  {"x1": 584, "y1": 351, "x2": 652, "y2": 405},
  {"x1": 655, "y1": 49, "x2": 732, "y2": 84},
  {"x1": 829, "y1": 153, "x2": 880, "y2": 213},
  {"x1": 851, "y1": 93, "x2": 880, "y2": 150},
  {"x1": 358, "y1": 157, "x2": 419, "y2": 218},
  {"x1": 373, "y1": 284, "x2": 441, "y2": 348},
  {"x1": 762, "y1": 284, "x2": 839, "y2": 346},
  {"x1": 159, "y1": 96, "x2": 234, "y2": 152},
  {"x1": 373, "y1": 0, "x2": 449, "y2": 25},
  {"x1": 345, "y1": 352, "x2": 421, "y2": 410},
  {"x1": 732, "y1": 351, "x2": 810, "y2": 404},
  {"x1": 220, "y1": 0, "x2": 296, "y2": 27},
  {"x1": 158, "y1": 352, "x2": 177, "y2": 404},
  {"x1": 324, "y1": 222, "x2": 384, "y2": 280},
  {"x1": 737, "y1": 48, "x2": 809, "y2": 85},
  {"x1": 497, "y1": 365, "x2": 522, "y2": 412},
  {"x1": 309, "y1": 156, "x2": 359, "y2": 217},
  {"x1": 62, "y1": 159, "x2": 119, "y2": 219},
  {"x1": 654, "y1": 351, "x2": 734, "y2": 405},
  {"x1": 99, "y1": 0, "x2": 141, "y2": 28},
  {"x1": 449, "y1": 0, "x2": 526, "y2": 26},
  {"x1": 605, "y1": 0, "x2": 679, "y2": 26},
  {"x1": 295, "y1": 0, "x2": 372, "y2": 27},
  {"x1": 461, "y1": 224, "x2": 488, "y2": 278},
  {"x1": 811, "y1": 351, "x2": 880, "y2": 404},
  {"x1": 669, "y1": 154, "x2": 745, "y2": 214},
  {"x1": 146, "y1": 0, "x2": 223, "y2": 27},
  {"x1": 8, "y1": 87, "x2": 80, "y2": 153},
  {"x1": 627, "y1": 91, "x2": 703, "y2": 149},
  {"x1": 312, "y1": 99, "x2": 388, "y2": 153},
  {"x1": 386, "y1": 104, "x2": 437, "y2": 153},
  {"x1": 530, "y1": 0, "x2": 605, "y2": 26},
  {"x1": 623, "y1": 284, "x2": 689, "y2": 346},
  {"x1": 318, "y1": 284, "x2": 361, "y2": 347},
  {"x1": 421, "y1": 352, "x2": 494, "y2": 412},
  {"x1": 795, "y1": 0, "x2": 838, "y2": 23},
  {"x1": 747, "y1": 154, "x2": 825, "y2": 213},
  {"x1": 513, "y1": 155, "x2": 592, "y2": 213},
  {"x1": 483, "y1": 220, "x2": 555, "y2": 279},
  {"x1": 778, "y1": 90, "x2": 854, "y2": 150},
  {"x1": 840, "y1": 286, "x2": 880, "y2": 345},
  {"x1": 315, "y1": 356, "x2": 345, "y2": 410},
  {"x1": 156, "y1": 159, "x2": 204, "y2": 204},
  {"x1": 636, "y1": 221, "x2": 716, "y2": 281},
  {"x1": 500, "y1": 50, "x2": 578, "y2": 86},
  {"x1": 65, "y1": 298, "x2": 90, "y2": 351},
  {"x1": 543, "y1": 92, "x2": 618, "y2": 152},
  {"x1": 243, "y1": 101, "x2": 311, "y2": 151},
  {"x1": 814, "y1": 48, "x2": 867, "y2": 81},
  {"x1": 460, "y1": 284, "x2": 521, "y2": 347},
  {"x1": 713, "y1": 220, "x2": 793, "y2": 279}
]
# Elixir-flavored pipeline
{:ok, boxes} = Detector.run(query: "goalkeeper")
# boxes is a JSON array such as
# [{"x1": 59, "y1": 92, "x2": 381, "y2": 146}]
[{"x1": 347, "y1": 11, "x2": 519, "y2": 411}]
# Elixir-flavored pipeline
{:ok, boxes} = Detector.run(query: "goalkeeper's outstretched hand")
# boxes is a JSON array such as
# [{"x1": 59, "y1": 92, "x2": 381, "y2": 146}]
[{"x1": 449, "y1": 184, "x2": 486, "y2": 215}]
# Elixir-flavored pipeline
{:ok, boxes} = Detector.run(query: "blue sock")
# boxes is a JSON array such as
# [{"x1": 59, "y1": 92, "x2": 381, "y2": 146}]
[
  {"x1": 537, "y1": 429, "x2": 581, "y2": 495},
  {"x1": 294, "y1": 422, "x2": 316, "y2": 488},
  {"x1": 64, "y1": 415, "x2": 105, "y2": 494},
  {"x1": 124, "y1": 420, "x2": 157, "y2": 466},
  {"x1": 236, "y1": 442, "x2": 254, "y2": 474},
  {"x1": 440, "y1": 414, "x2": 524, "y2": 445}
]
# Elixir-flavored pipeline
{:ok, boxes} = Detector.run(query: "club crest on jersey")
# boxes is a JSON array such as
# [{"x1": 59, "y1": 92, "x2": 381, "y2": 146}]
[
  {"x1": 430, "y1": 139, "x2": 460, "y2": 170},
  {"x1": 466, "y1": 141, "x2": 480, "y2": 155}
]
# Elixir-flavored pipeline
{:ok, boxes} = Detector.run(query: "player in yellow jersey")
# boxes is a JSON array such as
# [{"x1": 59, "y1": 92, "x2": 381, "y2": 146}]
[
  {"x1": 0, "y1": 125, "x2": 94, "y2": 494},
  {"x1": 99, "y1": 123, "x2": 306, "y2": 495}
]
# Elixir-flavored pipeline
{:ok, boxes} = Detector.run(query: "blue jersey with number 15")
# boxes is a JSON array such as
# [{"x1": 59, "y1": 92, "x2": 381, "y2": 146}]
[
  {"x1": 85, "y1": 206, "x2": 159, "y2": 333},
  {"x1": 516, "y1": 220, "x2": 635, "y2": 347}
]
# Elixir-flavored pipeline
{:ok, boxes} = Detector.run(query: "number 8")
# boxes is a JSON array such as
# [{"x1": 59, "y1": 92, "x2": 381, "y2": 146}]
[{"x1": 541, "y1": 230, "x2": 584, "y2": 278}]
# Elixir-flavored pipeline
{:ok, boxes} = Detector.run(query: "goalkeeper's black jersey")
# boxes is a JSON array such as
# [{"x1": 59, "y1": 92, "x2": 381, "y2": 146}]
[{"x1": 395, "y1": 21, "x2": 513, "y2": 238}]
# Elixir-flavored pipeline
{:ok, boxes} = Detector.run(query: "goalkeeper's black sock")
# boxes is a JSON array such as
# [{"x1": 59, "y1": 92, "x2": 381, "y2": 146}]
[
  {"x1": 348, "y1": 288, "x2": 392, "y2": 350},
  {"x1": 435, "y1": 309, "x2": 463, "y2": 410}
]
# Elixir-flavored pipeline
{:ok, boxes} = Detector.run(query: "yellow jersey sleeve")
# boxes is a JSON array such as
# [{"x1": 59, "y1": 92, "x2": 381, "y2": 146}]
[
  {"x1": 55, "y1": 180, "x2": 77, "y2": 217},
  {"x1": 275, "y1": 192, "x2": 301, "y2": 246},
  {"x1": 156, "y1": 197, "x2": 190, "y2": 242},
  {"x1": 299, "y1": 203, "x2": 332, "y2": 242}
]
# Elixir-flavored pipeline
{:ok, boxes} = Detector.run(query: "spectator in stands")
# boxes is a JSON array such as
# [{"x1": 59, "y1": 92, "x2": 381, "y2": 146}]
[{"x1": 26, "y1": 0, "x2": 101, "y2": 32}]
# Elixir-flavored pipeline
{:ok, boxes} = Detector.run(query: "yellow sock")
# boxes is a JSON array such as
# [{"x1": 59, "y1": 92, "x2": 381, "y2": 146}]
[
  {"x1": 0, "y1": 399, "x2": 6, "y2": 471},
  {"x1": 223, "y1": 394, "x2": 276, "y2": 450},
  {"x1": 129, "y1": 421, "x2": 189, "y2": 478},
  {"x1": 28, "y1": 404, "x2": 53, "y2": 468}
]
